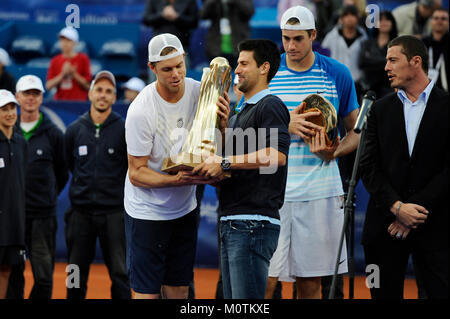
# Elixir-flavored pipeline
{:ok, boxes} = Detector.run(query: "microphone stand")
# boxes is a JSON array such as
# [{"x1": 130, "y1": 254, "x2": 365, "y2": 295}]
[{"x1": 328, "y1": 115, "x2": 369, "y2": 299}]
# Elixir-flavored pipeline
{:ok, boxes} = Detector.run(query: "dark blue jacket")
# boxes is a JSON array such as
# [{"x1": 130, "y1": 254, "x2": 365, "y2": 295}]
[
  {"x1": 0, "y1": 130, "x2": 27, "y2": 246},
  {"x1": 64, "y1": 110, "x2": 127, "y2": 213},
  {"x1": 15, "y1": 112, "x2": 68, "y2": 217}
]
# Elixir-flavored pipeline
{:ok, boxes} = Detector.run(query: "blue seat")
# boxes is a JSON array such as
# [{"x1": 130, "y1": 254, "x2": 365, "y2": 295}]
[
  {"x1": 90, "y1": 59, "x2": 103, "y2": 76},
  {"x1": 50, "y1": 40, "x2": 89, "y2": 57},
  {"x1": 99, "y1": 39, "x2": 137, "y2": 79},
  {"x1": 10, "y1": 36, "x2": 46, "y2": 64},
  {"x1": 99, "y1": 39, "x2": 136, "y2": 58},
  {"x1": 26, "y1": 57, "x2": 51, "y2": 68}
]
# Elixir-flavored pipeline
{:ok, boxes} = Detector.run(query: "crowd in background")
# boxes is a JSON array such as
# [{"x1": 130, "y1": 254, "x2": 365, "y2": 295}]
[{"x1": 1, "y1": 0, "x2": 447, "y2": 104}]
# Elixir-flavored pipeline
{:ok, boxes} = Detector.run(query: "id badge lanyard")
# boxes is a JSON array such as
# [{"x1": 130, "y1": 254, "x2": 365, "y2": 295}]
[{"x1": 428, "y1": 47, "x2": 444, "y2": 85}]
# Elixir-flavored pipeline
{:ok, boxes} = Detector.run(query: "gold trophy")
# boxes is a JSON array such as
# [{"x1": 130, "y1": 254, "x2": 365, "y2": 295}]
[
  {"x1": 300, "y1": 94, "x2": 338, "y2": 146},
  {"x1": 162, "y1": 57, "x2": 232, "y2": 174}
]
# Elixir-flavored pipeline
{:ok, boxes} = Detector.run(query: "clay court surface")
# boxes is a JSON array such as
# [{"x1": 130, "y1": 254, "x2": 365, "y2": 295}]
[{"x1": 22, "y1": 261, "x2": 419, "y2": 299}]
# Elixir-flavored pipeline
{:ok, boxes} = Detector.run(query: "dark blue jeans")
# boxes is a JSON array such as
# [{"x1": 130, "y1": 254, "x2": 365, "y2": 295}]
[
  {"x1": 220, "y1": 220, "x2": 280, "y2": 299},
  {"x1": 65, "y1": 208, "x2": 131, "y2": 299}
]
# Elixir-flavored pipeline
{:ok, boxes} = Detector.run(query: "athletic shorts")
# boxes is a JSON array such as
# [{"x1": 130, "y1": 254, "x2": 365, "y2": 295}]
[
  {"x1": 0, "y1": 246, "x2": 26, "y2": 266},
  {"x1": 124, "y1": 209, "x2": 199, "y2": 294},
  {"x1": 268, "y1": 197, "x2": 348, "y2": 280}
]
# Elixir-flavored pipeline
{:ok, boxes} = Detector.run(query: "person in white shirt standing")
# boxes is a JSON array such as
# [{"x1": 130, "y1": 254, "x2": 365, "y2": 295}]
[{"x1": 124, "y1": 33, "x2": 230, "y2": 299}]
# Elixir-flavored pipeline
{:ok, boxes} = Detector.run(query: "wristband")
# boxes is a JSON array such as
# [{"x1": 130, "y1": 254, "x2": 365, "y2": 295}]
[{"x1": 395, "y1": 201, "x2": 402, "y2": 217}]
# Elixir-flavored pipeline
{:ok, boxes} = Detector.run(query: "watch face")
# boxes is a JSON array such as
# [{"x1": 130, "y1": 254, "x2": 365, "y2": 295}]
[{"x1": 221, "y1": 158, "x2": 231, "y2": 170}]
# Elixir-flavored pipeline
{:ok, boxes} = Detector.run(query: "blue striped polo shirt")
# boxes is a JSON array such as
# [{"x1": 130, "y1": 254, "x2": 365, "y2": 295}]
[{"x1": 267, "y1": 52, "x2": 359, "y2": 202}]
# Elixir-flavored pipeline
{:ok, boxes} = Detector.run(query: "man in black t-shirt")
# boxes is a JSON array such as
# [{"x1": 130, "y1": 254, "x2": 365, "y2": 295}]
[{"x1": 193, "y1": 39, "x2": 290, "y2": 299}]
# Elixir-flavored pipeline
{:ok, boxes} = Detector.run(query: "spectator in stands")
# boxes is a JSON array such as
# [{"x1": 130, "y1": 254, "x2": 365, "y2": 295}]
[
  {"x1": 326, "y1": 0, "x2": 368, "y2": 36},
  {"x1": 122, "y1": 77, "x2": 146, "y2": 104},
  {"x1": 0, "y1": 49, "x2": 15, "y2": 93},
  {"x1": 322, "y1": 5, "x2": 367, "y2": 99},
  {"x1": 277, "y1": 0, "x2": 317, "y2": 23},
  {"x1": 46, "y1": 27, "x2": 92, "y2": 101},
  {"x1": 423, "y1": 8, "x2": 448, "y2": 91},
  {"x1": 393, "y1": 0, "x2": 442, "y2": 39},
  {"x1": 200, "y1": 0, "x2": 254, "y2": 69},
  {"x1": 142, "y1": 0, "x2": 199, "y2": 65},
  {"x1": 64, "y1": 71, "x2": 131, "y2": 299},
  {"x1": 0, "y1": 90, "x2": 27, "y2": 299},
  {"x1": 359, "y1": 11, "x2": 398, "y2": 98}
]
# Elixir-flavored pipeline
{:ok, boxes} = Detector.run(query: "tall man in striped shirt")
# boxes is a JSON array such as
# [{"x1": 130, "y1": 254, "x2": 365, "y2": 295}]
[{"x1": 265, "y1": 6, "x2": 360, "y2": 299}]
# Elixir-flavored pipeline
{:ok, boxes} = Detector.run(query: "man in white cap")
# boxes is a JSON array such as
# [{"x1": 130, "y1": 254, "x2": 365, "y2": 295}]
[
  {"x1": 122, "y1": 77, "x2": 146, "y2": 104},
  {"x1": 64, "y1": 70, "x2": 131, "y2": 299},
  {"x1": 0, "y1": 48, "x2": 15, "y2": 93},
  {"x1": 124, "y1": 33, "x2": 230, "y2": 299},
  {"x1": 46, "y1": 26, "x2": 92, "y2": 101},
  {"x1": 265, "y1": 5, "x2": 360, "y2": 299},
  {"x1": 0, "y1": 90, "x2": 27, "y2": 299},
  {"x1": 6, "y1": 75, "x2": 68, "y2": 299}
]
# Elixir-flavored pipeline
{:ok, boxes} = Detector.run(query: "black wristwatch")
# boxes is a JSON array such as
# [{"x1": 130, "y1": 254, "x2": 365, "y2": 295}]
[{"x1": 220, "y1": 157, "x2": 231, "y2": 171}]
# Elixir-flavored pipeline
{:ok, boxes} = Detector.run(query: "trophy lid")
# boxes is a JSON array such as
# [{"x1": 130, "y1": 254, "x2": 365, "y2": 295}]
[{"x1": 210, "y1": 57, "x2": 230, "y2": 67}]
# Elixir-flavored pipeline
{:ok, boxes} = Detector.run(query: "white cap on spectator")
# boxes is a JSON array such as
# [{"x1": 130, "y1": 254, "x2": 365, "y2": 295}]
[
  {"x1": 0, "y1": 48, "x2": 11, "y2": 66},
  {"x1": 0, "y1": 89, "x2": 18, "y2": 108},
  {"x1": 59, "y1": 26, "x2": 79, "y2": 43},
  {"x1": 90, "y1": 70, "x2": 116, "y2": 90},
  {"x1": 280, "y1": 6, "x2": 316, "y2": 31},
  {"x1": 16, "y1": 75, "x2": 45, "y2": 93},
  {"x1": 123, "y1": 77, "x2": 146, "y2": 92},
  {"x1": 148, "y1": 33, "x2": 184, "y2": 63}
]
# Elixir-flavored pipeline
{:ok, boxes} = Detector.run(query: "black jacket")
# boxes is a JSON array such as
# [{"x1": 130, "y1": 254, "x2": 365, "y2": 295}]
[
  {"x1": 15, "y1": 112, "x2": 68, "y2": 217},
  {"x1": 358, "y1": 38, "x2": 395, "y2": 98},
  {"x1": 65, "y1": 111, "x2": 127, "y2": 212},
  {"x1": 142, "y1": 0, "x2": 199, "y2": 49},
  {"x1": 200, "y1": 0, "x2": 254, "y2": 58},
  {"x1": 0, "y1": 130, "x2": 27, "y2": 246},
  {"x1": 423, "y1": 32, "x2": 449, "y2": 92},
  {"x1": 360, "y1": 86, "x2": 449, "y2": 251}
]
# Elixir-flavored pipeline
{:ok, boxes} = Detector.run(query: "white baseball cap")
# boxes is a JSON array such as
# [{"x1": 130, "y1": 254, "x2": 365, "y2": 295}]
[
  {"x1": 280, "y1": 6, "x2": 316, "y2": 31},
  {"x1": 90, "y1": 70, "x2": 116, "y2": 90},
  {"x1": 123, "y1": 77, "x2": 146, "y2": 92},
  {"x1": 59, "y1": 26, "x2": 79, "y2": 43},
  {"x1": 0, "y1": 48, "x2": 11, "y2": 66},
  {"x1": 16, "y1": 75, "x2": 45, "y2": 93},
  {"x1": 148, "y1": 33, "x2": 184, "y2": 63},
  {"x1": 0, "y1": 89, "x2": 18, "y2": 108}
]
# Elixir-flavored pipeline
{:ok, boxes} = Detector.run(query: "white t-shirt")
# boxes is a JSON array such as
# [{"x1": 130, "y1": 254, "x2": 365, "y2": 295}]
[{"x1": 124, "y1": 77, "x2": 201, "y2": 220}]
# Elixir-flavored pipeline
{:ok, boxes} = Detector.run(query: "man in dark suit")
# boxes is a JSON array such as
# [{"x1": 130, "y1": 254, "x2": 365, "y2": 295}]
[{"x1": 360, "y1": 35, "x2": 448, "y2": 299}]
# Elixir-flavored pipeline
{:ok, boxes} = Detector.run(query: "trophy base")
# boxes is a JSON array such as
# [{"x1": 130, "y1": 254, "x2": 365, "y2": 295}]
[
  {"x1": 162, "y1": 152, "x2": 202, "y2": 174},
  {"x1": 162, "y1": 152, "x2": 230, "y2": 178}
]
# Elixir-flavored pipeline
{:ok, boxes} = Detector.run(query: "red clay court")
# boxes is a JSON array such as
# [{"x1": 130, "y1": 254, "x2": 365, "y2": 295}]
[{"x1": 23, "y1": 261, "x2": 419, "y2": 299}]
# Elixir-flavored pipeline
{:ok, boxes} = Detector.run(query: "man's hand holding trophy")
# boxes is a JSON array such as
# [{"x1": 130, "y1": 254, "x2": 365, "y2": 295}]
[{"x1": 161, "y1": 57, "x2": 232, "y2": 184}]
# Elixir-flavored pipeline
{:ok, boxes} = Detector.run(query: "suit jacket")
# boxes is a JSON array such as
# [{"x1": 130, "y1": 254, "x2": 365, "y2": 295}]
[{"x1": 360, "y1": 86, "x2": 449, "y2": 251}]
